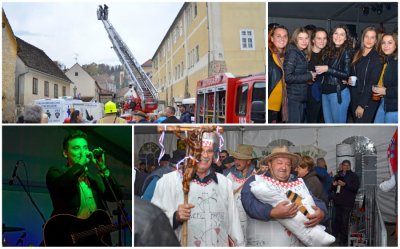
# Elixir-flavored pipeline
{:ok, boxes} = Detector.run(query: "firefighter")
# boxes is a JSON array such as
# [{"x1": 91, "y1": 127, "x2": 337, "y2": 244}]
[{"x1": 97, "y1": 101, "x2": 127, "y2": 124}]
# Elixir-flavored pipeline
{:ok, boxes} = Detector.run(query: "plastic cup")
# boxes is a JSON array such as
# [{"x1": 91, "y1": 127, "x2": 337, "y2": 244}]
[{"x1": 349, "y1": 76, "x2": 357, "y2": 86}]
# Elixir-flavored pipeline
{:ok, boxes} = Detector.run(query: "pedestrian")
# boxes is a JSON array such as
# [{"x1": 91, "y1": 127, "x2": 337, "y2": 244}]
[
  {"x1": 178, "y1": 105, "x2": 192, "y2": 123},
  {"x1": 226, "y1": 144, "x2": 257, "y2": 244},
  {"x1": 373, "y1": 32, "x2": 398, "y2": 123},
  {"x1": 241, "y1": 145, "x2": 333, "y2": 246},
  {"x1": 129, "y1": 111, "x2": 148, "y2": 123},
  {"x1": 161, "y1": 106, "x2": 181, "y2": 123},
  {"x1": 97, "y1": 101, "x2": 127, "y2": 124},
  {"x1": 306, "y1": 27, "x2": 328, "y2": 123},
  {"x1": 268, "y1": 24, "x2": 289, "y2": 123},
  {"x1": 316, "y1": 24, "x2": 353, "y2": 123},
  {"x1": 151, "y1": 132, "x2": 244, "y2": 246},
  {"x1": 331, "y1": 160, "x2": 360, "y2": 246},
  {"x1": 349, "y1": 26, "x2": 382, "y2": 123},
  {"x1": 134, "y1": 196, "x2": 180, "y2": 246},
  {"x1": 284, "y1": 27, "x2": 317, "y2": 123}
]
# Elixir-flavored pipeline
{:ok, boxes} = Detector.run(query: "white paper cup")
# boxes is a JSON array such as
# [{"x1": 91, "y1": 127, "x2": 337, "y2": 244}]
[{"x1": 350, "y1": 76, "x2": 357, "y2": 86}]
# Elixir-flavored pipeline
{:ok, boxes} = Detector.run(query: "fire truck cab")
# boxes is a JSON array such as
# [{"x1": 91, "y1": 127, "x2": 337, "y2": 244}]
[{"x1": 195, "y1": 73, "x2": 265, "y2": 123}]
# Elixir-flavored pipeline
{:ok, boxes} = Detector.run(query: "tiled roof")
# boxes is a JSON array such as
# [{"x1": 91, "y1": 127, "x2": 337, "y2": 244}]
[
  {"x1": 141, "y1": 59, "x2": 152, "y2": 67},
  {"x1": 16, "y1": 37, "x2": 71, "y2": 83}
]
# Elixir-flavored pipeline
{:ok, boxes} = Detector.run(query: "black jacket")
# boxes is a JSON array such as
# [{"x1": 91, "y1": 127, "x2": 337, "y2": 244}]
[
  {"x1": 331, "y1": 170, "x2": 360, "y2": 208},
  {"x1": 383, "y1": 56, "x2": 398, "y2": 112},
  {"x1": 161, "y1": 116, "x2": 182, "y2": 123},
  {"x1": 268, "y1": 49, "x2": 283, "y2": 96},
  {"x1": 284, "y1": 44, "x2": 312, "y2": 102},
  {"x1": 321, "y1": 49, "x2": 352, "y2": 95},
  {"x1": 46, "y1": 164, "x2": 123, "y2": 217},
  {"x1": 350, "y1": 49, "x2": 383, "y2": 108},
  {"x1": 134, "y1": 196, "x2": 180, "y2": 246}
]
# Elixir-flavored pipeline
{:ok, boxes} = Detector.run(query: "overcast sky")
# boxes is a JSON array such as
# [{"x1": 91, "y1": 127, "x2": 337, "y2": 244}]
[{"x1": 3, "y1": 2, "x2": 183, "y2": 68}]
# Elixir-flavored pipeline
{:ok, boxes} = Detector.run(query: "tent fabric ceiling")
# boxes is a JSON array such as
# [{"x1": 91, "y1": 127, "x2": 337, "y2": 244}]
[
  {"x1": 133, "y1": 125, "x2": 310, "y2": 135},
  {"x1": 268, "y1": 2, "x2": 398, "y2": 24}
]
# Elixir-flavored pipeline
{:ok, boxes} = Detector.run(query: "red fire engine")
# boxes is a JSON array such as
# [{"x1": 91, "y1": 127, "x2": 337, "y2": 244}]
[{"x1": 195, "y1": 73, "x2": 265, "y2": 123}]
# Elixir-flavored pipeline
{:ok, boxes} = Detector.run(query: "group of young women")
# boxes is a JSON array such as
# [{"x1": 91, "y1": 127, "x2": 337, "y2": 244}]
[{"x1": 268, "y1": 24, "x2": 398, "y2": 123}]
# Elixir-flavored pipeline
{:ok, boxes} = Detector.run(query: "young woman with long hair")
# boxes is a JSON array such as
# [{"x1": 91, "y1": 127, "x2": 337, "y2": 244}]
[
  {"x1": 348, "y1": 26, "x2": 383, "y2": 123},
  {"x1": 307, "y1": 27, "x2": 328, "y2": 123},
  {"x1": 284, "y1": 27, "x2": 317, "y2": 123},
  {"x1": 373, "y1": 32, "x2": 398, "y2": 123},
  {"x1": 268, "y1": 24, "x2": 289, "y2": 123},
  {"x1": 315, "y1": 24, "x2": 353, "y2": 123}
]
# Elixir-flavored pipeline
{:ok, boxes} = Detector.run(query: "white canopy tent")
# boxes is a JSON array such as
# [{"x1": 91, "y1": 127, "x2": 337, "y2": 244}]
[{"x1": 134, "y1": 125, "x2": 397, "y2": 222}]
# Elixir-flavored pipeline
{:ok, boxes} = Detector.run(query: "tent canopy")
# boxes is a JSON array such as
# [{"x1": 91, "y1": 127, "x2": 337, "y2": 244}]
[{"x1": 269, "y1": 2, "x2": 398, "y2": 24}]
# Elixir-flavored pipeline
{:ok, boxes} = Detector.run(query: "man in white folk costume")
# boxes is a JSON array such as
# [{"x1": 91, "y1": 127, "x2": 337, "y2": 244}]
[
  {"x1": 226, "y1": 144, "x2": 257, "y2": 244},
  {"x1": 151, "y1": 132, "x2": 245, "y2": 246},
  {"x1": 241, "y1": 145, "x2": 335, "y2": 246}
]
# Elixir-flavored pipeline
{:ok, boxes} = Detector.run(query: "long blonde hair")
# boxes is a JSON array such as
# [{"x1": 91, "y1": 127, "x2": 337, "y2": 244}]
[{"x1": 289, "y1": 27, "x2": 311, "y2": 61}]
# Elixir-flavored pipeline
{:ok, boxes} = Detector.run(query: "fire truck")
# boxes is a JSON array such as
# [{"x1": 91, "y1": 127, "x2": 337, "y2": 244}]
[
  {"x1": 195, "y1": 73, "x2": 265, "y2": 123},
  {"x1": 97, "y1": 5, "x2": 158, "y2": 113}
]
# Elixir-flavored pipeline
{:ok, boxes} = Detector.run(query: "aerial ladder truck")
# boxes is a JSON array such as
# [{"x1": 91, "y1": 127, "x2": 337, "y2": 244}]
[{"x1": 97, "y1": 5, "x2": 158, "y2": 113}]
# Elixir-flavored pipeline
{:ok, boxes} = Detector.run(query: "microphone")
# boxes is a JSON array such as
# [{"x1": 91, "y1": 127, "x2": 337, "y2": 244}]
[
  {"x1": 87, "y1": 148, "x2": 105, "y2": 159},
  {"x1": 9, "y1": 161, "x2": 21, "y2": 186}
]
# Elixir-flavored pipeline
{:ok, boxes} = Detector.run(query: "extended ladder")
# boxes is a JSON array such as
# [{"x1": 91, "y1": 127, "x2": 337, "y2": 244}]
[{"x1": 97, "y1": 5, "x2": 158, "y2": 112}]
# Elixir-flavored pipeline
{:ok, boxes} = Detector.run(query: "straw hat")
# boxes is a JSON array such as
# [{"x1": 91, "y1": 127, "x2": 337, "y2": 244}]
[
  {"x1": 262, "y1": 145, "x2": 301, "y2": 167},
  {"x1": 230, "y1": 144, "x2": 254, "y2": 160}
]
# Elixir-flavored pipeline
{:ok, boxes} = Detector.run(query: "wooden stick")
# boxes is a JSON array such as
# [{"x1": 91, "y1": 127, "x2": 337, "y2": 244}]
[{"x1": 157, "y1": 125, "x2": 224, "y2": 134}]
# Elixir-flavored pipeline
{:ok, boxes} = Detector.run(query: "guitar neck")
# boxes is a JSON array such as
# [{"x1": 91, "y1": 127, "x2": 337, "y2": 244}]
[{"x1": 72, "y1": 221, "x2": 129, "y2": 242}]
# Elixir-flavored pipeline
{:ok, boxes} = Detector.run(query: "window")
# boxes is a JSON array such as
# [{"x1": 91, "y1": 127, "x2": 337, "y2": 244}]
[
  {"x1": 44, "y1": 81, "x2": 49, "y2": 97},
  {"x1": 62, "y1": 86, "x2": 67, "y2": 96},
  {"x1": 54, "y1": 84, "x2": 58, "y2": 98},
  {"x1": 240, "y1": 29, "x2": 255, "y2": 50},
  {"x1": 252, "y1": 82, "x2": 266, "y2": 103},
  {"x1": 32, "y1": 78, "x2": 38, "y2": 94},
  {"x1": 196, "y1": 45, "x2": 199, "y2": 62},
  {"x1": 181, "y1": 62, "x2": 184, "y2": 77},
  {"x1": 194, "y1": 3, "x2": 197, "y2": 17},
  {"x1": 178, "y1": 65, "x2": 180, "y2": 79},
  {"x1": 75, "y1": 72, "x2": 78, "y2": 76},
  {"x1": 235, "y1": 84, "x2": 248, "y2": 116}
]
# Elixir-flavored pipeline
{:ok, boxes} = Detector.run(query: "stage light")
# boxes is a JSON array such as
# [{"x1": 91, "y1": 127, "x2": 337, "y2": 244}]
[{"x1": 362, "y1": 6, "x2": 369, "y2": 16}]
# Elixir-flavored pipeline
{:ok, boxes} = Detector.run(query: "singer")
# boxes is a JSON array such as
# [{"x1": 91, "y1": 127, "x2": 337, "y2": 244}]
[
  {"x1": 331, "y1": 160, "x2": 360, "y2": 246},
  {"x1": 45, "y1": 130, "x2": 123, "y2": 246}
]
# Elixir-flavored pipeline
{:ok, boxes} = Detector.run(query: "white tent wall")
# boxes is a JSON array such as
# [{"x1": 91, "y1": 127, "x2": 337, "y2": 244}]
[{"x1": 134, "y1": 126, "x2": 397, "y2": 222}]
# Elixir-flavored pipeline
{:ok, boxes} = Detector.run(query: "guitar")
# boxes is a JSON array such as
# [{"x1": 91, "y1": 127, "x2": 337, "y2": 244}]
[{"x1": 43, "y1": 210, "x2": 129, "y2": 246}]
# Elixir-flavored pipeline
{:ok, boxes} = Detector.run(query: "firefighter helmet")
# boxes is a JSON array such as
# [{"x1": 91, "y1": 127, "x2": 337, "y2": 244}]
[{"x1": 104, "y1": 101, "x2": 117, "y2": 114}]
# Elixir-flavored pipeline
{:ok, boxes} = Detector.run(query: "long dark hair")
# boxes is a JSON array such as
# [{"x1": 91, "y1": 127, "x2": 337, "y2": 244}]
[
  {"x1": 311, "y1": 27, "x2": 329, "y2": 63},
  {"x1": 322, "y1": 24, "x2": 353, "y2": 60},
  {"x1": 378, "y1": 32, "x2": 398, "y2": 61},
  {"x1": 268, "y1": 24, "x2": 289, "y2": 57},
  {"x1": 70, "y1": 110, "x2": 80, "y2": 123},
  {"x1": 352, "y1": 26, "x2": 378, "y2": 66}
]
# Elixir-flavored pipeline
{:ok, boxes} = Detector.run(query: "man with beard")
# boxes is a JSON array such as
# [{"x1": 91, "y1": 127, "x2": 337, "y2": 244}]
[{"x1": 151, "y1": 132, "x2": 244, "y2": 246}]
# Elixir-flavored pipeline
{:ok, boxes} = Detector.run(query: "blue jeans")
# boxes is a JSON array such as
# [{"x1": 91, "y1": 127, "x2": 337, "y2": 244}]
[
  {"x1": 374, "y1": 98, "x2": 398, "y2": 123},
  {"x1": 374, "y1": 99, "x2": 385, "y2": 123},
  {"x1": 322, "y1": 88, "x2": 350, "y2": 123}
]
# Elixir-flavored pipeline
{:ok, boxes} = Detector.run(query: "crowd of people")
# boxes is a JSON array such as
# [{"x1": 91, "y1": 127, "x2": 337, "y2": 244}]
[
  {"x1": 134, "y1": 135, "x2": 363, "y2": 246},
  {"x1": 268, "y1": 23, "x2": 398, "y2": 123},
  {"x1": 15, "y1": 101, "x2": 193, "y2": 124}
]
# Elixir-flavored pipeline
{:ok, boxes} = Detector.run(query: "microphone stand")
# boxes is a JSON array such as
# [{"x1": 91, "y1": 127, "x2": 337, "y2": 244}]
[{"x1": 15, "y1": 175, "x2": 46, "y2": 223}]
